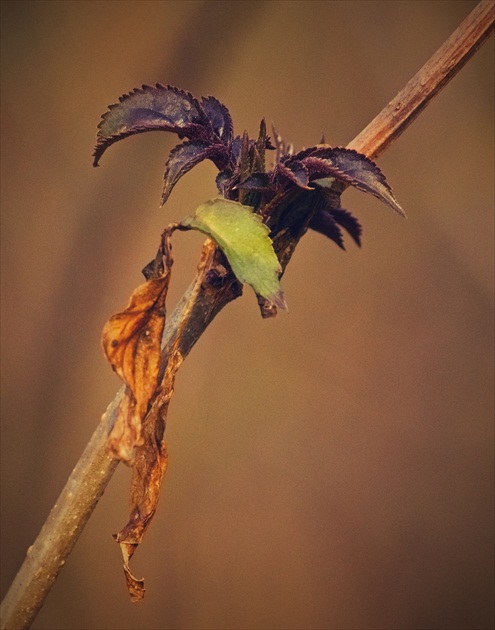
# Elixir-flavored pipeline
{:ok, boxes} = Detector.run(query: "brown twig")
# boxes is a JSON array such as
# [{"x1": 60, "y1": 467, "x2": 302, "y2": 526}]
[
  {"x1": 348, "y1": 0, "x2": 494, "y2": 159},
  {"x1": 1, "y1": 2, "x2": 493, "y2": 628}
]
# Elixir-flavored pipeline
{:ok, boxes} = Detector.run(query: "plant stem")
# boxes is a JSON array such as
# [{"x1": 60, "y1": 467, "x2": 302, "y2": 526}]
[
  {"x1": 348, "y1": 0, "x2": 494, "y2": 160},
  {"x1": 1, "y1": 2, "x2": 493, "y2": 628}
]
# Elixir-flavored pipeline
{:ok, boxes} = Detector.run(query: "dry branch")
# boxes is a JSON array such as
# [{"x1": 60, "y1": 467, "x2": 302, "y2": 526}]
[
  {"x1": 1, "y1": 2, "x2": 493, "y2": 629},
  {"x1": 348, "y1": 0, "x2": 494, "y2": 159}
]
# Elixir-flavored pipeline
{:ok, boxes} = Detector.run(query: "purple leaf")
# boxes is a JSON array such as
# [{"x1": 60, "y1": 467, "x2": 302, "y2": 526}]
[
  {"x1": 284, "y1": 146, "x2": 316, "y2": 163},
  {"x1": 215, "y1": 170, "x2": 236, "y2": 197},
  {"x1": 308, "y1": 210, "x2": 345, "y2": 249},
  {"x1": 234, "y1": 172, "x2": 272, "y2": 192},
  {"x1": 276, "y1": 160, "x2": 312, "y2": 190},
  {"x1": 93, "y1": 84, "x2": 212, "y2": 166},
  {"x1": 330, "y1": 208, "x2": 362, "y2": 246},
  {"x1": 161, "y1": 141, "x2": 226, "y2": 205},
  {"x1": 310, "y1": 148, "x2": 406, "y2": 217},
  {"x1": 298, "y1": 156, "x2": 336, "y2": 181},
  {"x1": 201, "y1": 96, "x2": 233, "y2": 144},
  {"x1": 231, "y1": 135, "x2": 244, "y2": 160}
]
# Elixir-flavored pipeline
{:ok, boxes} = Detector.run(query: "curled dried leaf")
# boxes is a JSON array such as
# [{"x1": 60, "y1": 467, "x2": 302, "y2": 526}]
[
  {"x1": 114, "y1": 348, "x2": 182, "y2": 601},
  {"x1": 106, "y1": 389, "x2": 141, "y2": 463},
  {"x1": 118, "y1": 541, "x2": 145, "y2": 603},
  {"x1": 102, "y1": 242, "x2": 173, "y2": 462}
]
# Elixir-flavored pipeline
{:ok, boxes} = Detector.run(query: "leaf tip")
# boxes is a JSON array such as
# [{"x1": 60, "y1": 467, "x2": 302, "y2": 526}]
[
  {"x1": 92, "y1": 140, "x2": 106, "y2": 167},
  {"x1": 274, "y1": 292, "x2": 289, "y2": 312}
]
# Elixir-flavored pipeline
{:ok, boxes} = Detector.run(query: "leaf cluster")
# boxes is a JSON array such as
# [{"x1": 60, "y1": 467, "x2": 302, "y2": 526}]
[
  {"x1": 94, "y1": 84, "x2": 404, "y2": 258},
  {"x1": 93, "y1": 83, "x2": 405, "y2": 600}
]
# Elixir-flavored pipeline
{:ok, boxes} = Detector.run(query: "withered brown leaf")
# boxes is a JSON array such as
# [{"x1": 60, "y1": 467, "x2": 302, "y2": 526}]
[
  {"x1": 114, "y1": 347, "x2": 182, "y2": 601},
  {"x1": 114, "y1": 426, "x2": 168, "y2": 602},
  {"x1": 102, "y1": 242, "x2": 172, "y2": 462}
]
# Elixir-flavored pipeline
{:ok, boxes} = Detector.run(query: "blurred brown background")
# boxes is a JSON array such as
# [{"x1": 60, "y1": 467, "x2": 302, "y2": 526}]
[{"x1": 1, "y1": 1, "x2": 493, "y2": 629}]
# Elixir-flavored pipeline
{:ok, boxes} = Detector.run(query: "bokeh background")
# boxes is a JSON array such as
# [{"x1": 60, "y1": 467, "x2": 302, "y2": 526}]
[{"x1": 1, "y1": 1, "x2": 493, "y2": 629}]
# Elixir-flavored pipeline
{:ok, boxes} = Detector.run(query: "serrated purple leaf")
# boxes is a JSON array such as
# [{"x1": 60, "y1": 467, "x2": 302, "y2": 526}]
[
  {"x1": 308, "y1": 210, "x2": 345, "y2": 249},
  {"x1": 201, "y1": 96, "x2": 233, "y2": 144},
  {"x1": 299, "y1": 156, "x2": 336, "y2": 181},
  {"x1": 276, "y1": 160, "x2": 312, "y2": 190},
  {"x1": 284, "y1": 146, "x2": 317, "y2": 163},
  {"x1": 231, "y1": 136, "x2": 244, "y2": 161},
  {"x1": 93, "y1": 84, "x2": 213, "y2": 166},
  {"x1": 162, "y1": 141, "x2": 227, "y2": 205},
  {"x1": 330, "y1": 208, "x2": 362, "y2": 247},
  {"x1": 311, "y1": 147, "x2": 406, "y2": 217},
  {"x1": 234, "y1": 172, "x2": 272, "y2": 192},
  {"x1": 215, "y1": 170, "x2": 236, "y2": 197}
]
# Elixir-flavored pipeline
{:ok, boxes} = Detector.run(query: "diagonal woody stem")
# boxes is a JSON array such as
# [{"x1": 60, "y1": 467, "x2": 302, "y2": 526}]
[
  {"x1": 1, "y1": 2, "x2": 493, "y2": 629},
  {"x1": 348, "y1": 0, "x2": 494, "y2": 159}
]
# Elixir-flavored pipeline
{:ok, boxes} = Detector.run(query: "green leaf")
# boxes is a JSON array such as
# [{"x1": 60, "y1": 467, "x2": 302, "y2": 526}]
[{"x1": 181, "y1": 198, "x2": 287, "y2": 311}]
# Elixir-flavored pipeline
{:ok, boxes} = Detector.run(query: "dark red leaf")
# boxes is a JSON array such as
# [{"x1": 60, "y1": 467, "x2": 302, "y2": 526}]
[
  {"x1": 284, "y1": 146, "x2": 316, "y2": 162},
  {"x1": 308, "y1": 209, "x2": 345, "y2": 249},
  {"x1": 201, "y1": 96, "x2": 233, "y2": 144},
  {"x1": 234, "y1": 172, "x2": 271, "y2": 192},
  {"x1": 276, "y1": 160, "x2": 312, "y2": 190},
  {"x1": 161, "y1": 141, "x2": 227, "y2": 205},
  {"x1": 93, "y1": 84, "x2": 212, "y2": 166},
  {"x1": 331, "y1": 208, "x2": 362, "y2": 247},
  {"x1": 309, "y1": 148, "x2": 406, "y2": 217},
  {"x1": 297, "y1": 156, "x2": 335, "y2": 181}
]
